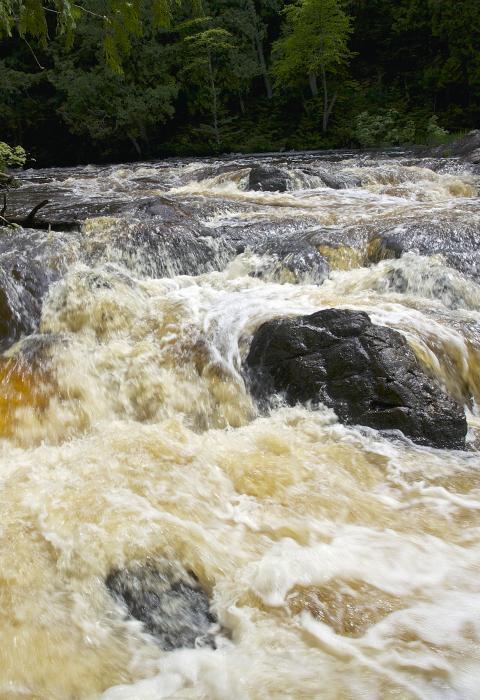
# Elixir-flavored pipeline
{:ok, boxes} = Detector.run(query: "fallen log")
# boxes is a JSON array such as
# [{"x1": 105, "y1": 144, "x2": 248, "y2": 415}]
[{"x1": 0, "y1": 198, "x2": 81, "y2": 231}]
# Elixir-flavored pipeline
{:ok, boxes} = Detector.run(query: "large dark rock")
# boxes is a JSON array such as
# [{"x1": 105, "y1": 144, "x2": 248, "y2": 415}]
[
  {"x1": 0, "y1": 230, "x2": 63, "y2": 352},
  {"x1": 106, "y1": 561, "x2": 218, "y2": 650},
  {"x1": 245, "y1": 308, "x2": 467, "y2": 449},
  {"x1": 248, "y1": 165, "x2": 290, "y2": 192},
  {"x1": 367, "y1": 220, "x2": 480, "y2": 281}
]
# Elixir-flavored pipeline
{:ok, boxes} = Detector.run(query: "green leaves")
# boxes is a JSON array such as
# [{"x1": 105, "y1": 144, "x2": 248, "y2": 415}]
[
  {"x1": 51, "y1": 25, "x2": 178, "y2": 151},
  {"x1": 0, "y1": 142, "x2": 27, "y2": 171},
  {"x1": 272, "y1": 0, "x2": 353, "y2": 89},
  {"x1": 354, "y1": 110, "x2": 415, "y2": 147},
  {"x1": 0, "y1": 0, "x2": 177, "y2": 71},
  {"x1": 183, "y1": 26, "x2": 233, "y2": 49}
]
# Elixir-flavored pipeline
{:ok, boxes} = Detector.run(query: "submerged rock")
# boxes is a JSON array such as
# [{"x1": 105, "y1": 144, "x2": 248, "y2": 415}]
[
  {"x1": 206, "y1": 217, "x2": 330, "y2": 285},
  {"x1": 106, "y1": 561, "x2": 218, "y2": 650},
  {"x1": 245, "y1": 308, "x2": 467, "y2": 449},
  {"x1": 0, "y1": 255, "x2": 49, "y2": 352},
  {"x1": 133, "y1": 197, "x2": 191, "y2": 221},
  {"x1": 248, "y1": 165, "x2": 290, "y2": 192},
  {"x1": 377, "y1": 262, "x2": 478, "y2": 311},
  {"x1": 0, "y1": 337, "x2": 57, "y2": 440},
  {"x1": 316, "y1": 243, "x2": 364, "y2": 271},
  {"x1": 0, "y1": 226, "x2": 76, "y2": 352},
  {"x1": 99, "y1": 221, "x2": 232, "y2": 279},
  {"x1": 253, "y1": 238, "x2": 329, "y2": 284}
]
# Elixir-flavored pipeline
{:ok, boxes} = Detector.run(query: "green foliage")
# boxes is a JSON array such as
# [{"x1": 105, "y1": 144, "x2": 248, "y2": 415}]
[
  {"x1": 48, "y1": 13, "x2": 178, "y2": 155},
  {"x1": 354, "y1": 110, "x2": 416, "y2": 147},
  {"x1": 0, "y1": 0, "x2": 177, "y2": 71},
  {"x1": 394, "y1": 0, "x2": 480, "y2": 95},
  {"x1": 0, "y1": 141, "x2": 26, "y2": 171},
  {"x1": 272, "y1": 0, "x2": 353, "y2": 90},
  {"x1": 426, "y1": 115, "x2": 449, "y2": 145},
  {"x1": 0, "y1": 0, "x2": 479, "y2": 162},
  {"x1": 271, "y1": 0, "x2": 353, "y2": 132},
  {"x1": 177, "y1": 18, "x2": 237, "y2": 148}
]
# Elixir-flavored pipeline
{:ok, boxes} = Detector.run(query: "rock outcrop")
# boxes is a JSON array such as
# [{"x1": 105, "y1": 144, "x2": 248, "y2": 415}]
[
  {"x1": 301, "y1": 166, "x2": 362, "y2": 190},
  {"x1": 367, "y1": 221, "x2": 480, "y2": 281},
  {"x1": 248, "y1": 165, "x2": 290, "y2": 192},
  {"x1": 245, "y1": 308, "x2": 467, "y2": 449},
  {"x1": 422, "y1": 130, "x2": 480, "y2": 163}
]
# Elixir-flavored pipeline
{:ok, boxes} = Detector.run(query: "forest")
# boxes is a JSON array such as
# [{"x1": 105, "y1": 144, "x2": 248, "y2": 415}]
[{"x1": 1, "y1": 0, "x2": 479, "y2": 166}]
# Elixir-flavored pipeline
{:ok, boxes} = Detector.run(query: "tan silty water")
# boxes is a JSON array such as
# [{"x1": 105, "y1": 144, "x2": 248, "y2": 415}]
[{"x1": 0, "y1": 154, "x2": 479, "y2": 699}]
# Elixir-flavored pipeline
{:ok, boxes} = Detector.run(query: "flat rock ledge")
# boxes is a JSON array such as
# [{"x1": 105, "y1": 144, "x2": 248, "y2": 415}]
[{"x1": 245, "y1": 308, "x2": 467, "y2": 450}]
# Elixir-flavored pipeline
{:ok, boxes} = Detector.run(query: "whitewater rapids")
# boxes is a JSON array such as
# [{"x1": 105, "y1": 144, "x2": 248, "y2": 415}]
[{"x1": 1, "y1": 150, "x2": 479, "y2": 699}]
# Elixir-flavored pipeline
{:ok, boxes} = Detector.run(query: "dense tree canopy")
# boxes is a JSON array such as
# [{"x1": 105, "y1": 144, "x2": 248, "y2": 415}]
[
  {"x1": 0, "y1": 0, "x2": 176, "y2": 70},
  {"x1": 272, "y1": 0, "x2": 352, "y2": 131},
  {"x1": 1, "y1": 0, "x2": 479, "y2": 165}
]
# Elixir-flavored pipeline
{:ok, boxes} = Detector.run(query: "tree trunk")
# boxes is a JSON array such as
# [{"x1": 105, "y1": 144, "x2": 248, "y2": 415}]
[
  {"x1": 320, "y1": 67, "x2": 337, "y2": 133},
  {"x1": 309, "y1": 73, "x2": 318, "y2": 97},
  {"x1": 208, "y1": 53, "x2": 220, "y2": 145},
  {"x1": 128, "y1": 135, "x2": 142, "y2": 157},
  {"x1": 246, "y1": 0, "x2": 273, "y2": 99}
]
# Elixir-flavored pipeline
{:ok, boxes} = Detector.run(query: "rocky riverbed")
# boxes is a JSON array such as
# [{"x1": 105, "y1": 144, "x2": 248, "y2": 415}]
[{"x1": 0, "y1": 143, "x2": 479, "y2": 699}]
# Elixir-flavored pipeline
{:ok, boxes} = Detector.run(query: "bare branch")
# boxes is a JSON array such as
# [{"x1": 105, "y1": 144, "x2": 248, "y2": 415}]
[
  {"x1": 72, "y1": 3, "x2": 108, "y2": 22},
  {"x1": 23, "y1": 38, "x2": 45, "y2": 70}
]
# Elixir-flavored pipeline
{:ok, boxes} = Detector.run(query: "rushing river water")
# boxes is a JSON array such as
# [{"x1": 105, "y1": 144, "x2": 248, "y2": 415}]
[{"x1": 1, "y1": 150, "x2": 480, "y2": 699}]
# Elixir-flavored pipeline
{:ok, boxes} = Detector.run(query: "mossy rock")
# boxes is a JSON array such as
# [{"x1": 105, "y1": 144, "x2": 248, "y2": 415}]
[{"x1": 317, "y1": 244, "x2": 365, "y2": 271}]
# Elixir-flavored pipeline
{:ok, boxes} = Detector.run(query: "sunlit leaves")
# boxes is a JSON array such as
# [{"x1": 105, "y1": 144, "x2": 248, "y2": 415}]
[
  {"x1": 0, "y1": 142, "x2": 27, "y2": 171},
  {"x1": 272, "y1": 0, "x2": 353, "y2": 88},
  {"x1": 0, "y1": 0, "x2": 178, "y2": 70}
]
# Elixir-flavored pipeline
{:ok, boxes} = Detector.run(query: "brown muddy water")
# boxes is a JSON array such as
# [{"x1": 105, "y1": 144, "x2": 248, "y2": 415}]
[{"x1": 1, "y1": 151, "x2": 480, "y2": 699}]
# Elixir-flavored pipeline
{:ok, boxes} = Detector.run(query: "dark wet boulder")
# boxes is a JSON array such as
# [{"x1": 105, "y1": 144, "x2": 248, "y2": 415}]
[
  {"x1": 301, "y1": 166, "x2": 362, "y2": 190},
  {"x1": 245, "y1": 308, "x2": 467, "y2": 449},
  {"x1": 0, "y1": 254, "x2": 51, "y2": 352},
  {"x1": 0, "y1": 228, "x2": 72, "y2": 352},
  {"x1": 106, "y1": 561, "x2": 218, "y2": 650},
  {"x1": 248, "y1": 165, "x2": 290, "y2": 192},
  {"x1": 367, "y1": 221, "x2": 480, "y2": 281}
]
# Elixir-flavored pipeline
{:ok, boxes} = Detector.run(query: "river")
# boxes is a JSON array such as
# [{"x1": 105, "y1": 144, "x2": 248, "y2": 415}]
[{"x1": 1, "y1": 150, "x2": 479, "y2": 699}]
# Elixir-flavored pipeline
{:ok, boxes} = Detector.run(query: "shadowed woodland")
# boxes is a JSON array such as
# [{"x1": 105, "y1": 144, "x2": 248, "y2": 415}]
[{"x1": 1, "y1": 0, "x2": 479, "y2": 166}]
